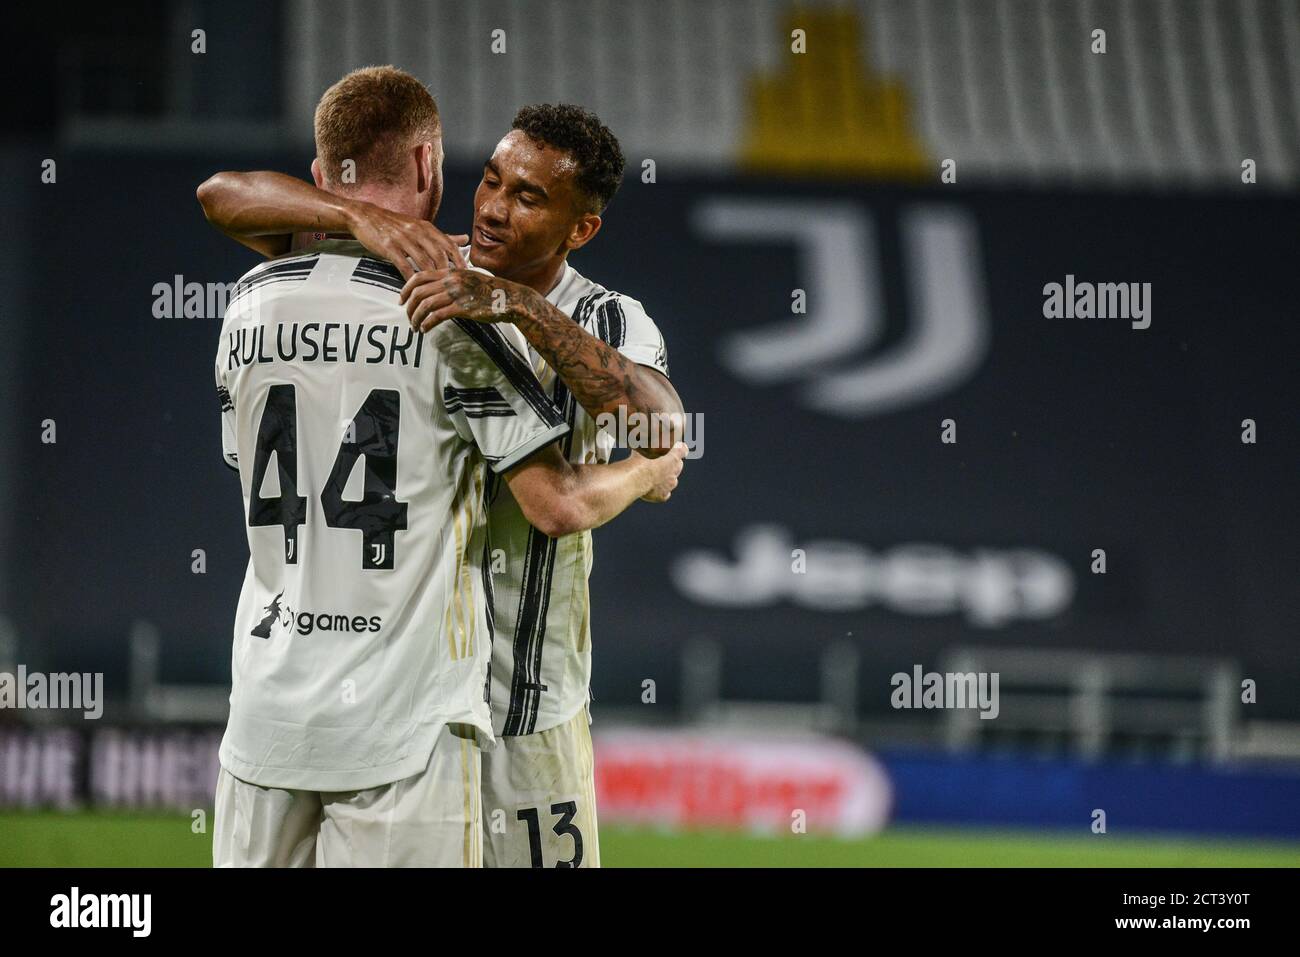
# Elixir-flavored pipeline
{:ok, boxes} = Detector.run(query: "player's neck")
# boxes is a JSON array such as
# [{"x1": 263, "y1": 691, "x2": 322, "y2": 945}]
[
  {"x1": 507, "y1": 257, "x2": 567, "y2": 299},
  {"x1": 342, "y1": 185, "x2": 428, "y2": 222}
]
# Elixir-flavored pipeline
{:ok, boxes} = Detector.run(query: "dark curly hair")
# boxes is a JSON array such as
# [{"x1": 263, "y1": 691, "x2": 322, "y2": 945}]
[{"x1": 511, "y1": 103, "x2": 626, "y2": 214}]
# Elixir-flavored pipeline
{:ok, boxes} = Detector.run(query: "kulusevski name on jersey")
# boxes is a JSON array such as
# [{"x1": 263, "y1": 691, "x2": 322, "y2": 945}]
[{"x1": 223, "y1": 320, "x2": 426, "y2": 370}]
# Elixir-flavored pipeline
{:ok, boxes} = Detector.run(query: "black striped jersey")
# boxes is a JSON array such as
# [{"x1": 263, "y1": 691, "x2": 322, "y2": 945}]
[
  {"x1": 482, "y1": 255, "x2": 670, "y2": 736},
  {"x1": 214, "y1": 241, "x2": 568, "y2": 791}
]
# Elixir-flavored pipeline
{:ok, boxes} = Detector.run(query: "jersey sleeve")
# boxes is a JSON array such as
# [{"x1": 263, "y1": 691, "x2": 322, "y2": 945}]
[
  {"x1": 594, "y1": 293, "x2": 669, "y2": 378},
  {"x1": 436, "y1": 319, "x2": 570, "y2": 473},
  {"x1": 214, "y1": 351, "x2": 239, "y2": 472}
]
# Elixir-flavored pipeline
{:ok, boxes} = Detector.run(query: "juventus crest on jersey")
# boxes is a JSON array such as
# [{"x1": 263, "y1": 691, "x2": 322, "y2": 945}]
[
  {"x1": 215, "y1": 241, "x2": 568, "y2": 791},
  {"x1": 481, "y1": 254, "x2": 671, "y2": 738}
]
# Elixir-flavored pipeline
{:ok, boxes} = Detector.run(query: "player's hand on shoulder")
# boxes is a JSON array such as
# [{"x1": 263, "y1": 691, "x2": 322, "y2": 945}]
[
  {"x1": 640, "y1": 442, "x2": 687, "y2": 503},
  {"x1": 345, "y1": 199, "x2": 466, "y2": 279}
]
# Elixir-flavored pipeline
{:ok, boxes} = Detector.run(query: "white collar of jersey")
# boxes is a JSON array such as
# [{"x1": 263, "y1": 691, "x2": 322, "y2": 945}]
[
  {"x1": 460, "y1": 245, "x2": 582, "y2": 310},
  {"x1": 304, "y1": 237, "x2": 367, "y2": 257}
]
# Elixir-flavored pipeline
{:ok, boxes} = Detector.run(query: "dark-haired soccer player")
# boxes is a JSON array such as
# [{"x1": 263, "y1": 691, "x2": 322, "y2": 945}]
[
  {"x1": 404, "y1": 105, "x2": 682, "y2": 868},
  {"x1": 199, "y1": 103, "x2": 684, "y2": 868}
]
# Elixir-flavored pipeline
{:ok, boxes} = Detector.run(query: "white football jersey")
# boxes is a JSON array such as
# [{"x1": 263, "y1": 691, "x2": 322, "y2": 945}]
[
  {"x1": 480, "y1": 254, "x2": 670, "y2": 736},
  {"x1": 215, "y1": 241, "x2": 568, "y2": 791}
]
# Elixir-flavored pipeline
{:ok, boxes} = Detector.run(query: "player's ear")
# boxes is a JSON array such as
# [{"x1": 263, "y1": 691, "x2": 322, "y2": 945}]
[
  {"x1": 565, "y1": 213, "x2": 602, "y2": 252},
  {"x1": 415, "y1": 142, "x2": 435, "y2": 194},
  {"x1": 310, "y1": 158, "x2": 325, "y2": 189}
]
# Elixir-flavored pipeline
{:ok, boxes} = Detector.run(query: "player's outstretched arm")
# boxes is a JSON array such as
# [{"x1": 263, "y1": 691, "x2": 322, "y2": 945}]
[
  {"x1": 195, "y1": 170, "x2": 465, "y2": 276},
  {"x1": 402, "y1": 269, "x2": 684, "y2": 455},
  {"x1": 503, "y1": 442, "x2": 686, "y2": 538}
]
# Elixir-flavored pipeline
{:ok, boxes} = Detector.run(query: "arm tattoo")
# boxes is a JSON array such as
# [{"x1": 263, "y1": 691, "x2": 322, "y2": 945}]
[{"x1": 511, "y1": 287, "x2": 649, "y2": 418}]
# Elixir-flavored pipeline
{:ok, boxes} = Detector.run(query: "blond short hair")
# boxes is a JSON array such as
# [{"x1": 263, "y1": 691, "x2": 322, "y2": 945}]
[{"x1": 313, "y1": 66, "x2": 440, "y2": 187}]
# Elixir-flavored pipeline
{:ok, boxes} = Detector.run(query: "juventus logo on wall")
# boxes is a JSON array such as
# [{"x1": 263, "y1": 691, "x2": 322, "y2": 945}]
[{"x1": 693, "y1": 200, "x2": 989, "y2": 418}]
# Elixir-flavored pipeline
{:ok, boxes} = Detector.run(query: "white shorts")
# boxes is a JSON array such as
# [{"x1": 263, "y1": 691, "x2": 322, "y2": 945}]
[
  {"x1": 481, "y1": 709, "x2": 600, "y2": 868},
  {"x1": 213, "y1": 722, "x2": 483, "y2": 867}
]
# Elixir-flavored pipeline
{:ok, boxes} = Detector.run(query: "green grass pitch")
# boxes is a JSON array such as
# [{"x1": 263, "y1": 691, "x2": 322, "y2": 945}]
[{"x1": 3, "y1": 813, "x2": 1299, "y2": 867}]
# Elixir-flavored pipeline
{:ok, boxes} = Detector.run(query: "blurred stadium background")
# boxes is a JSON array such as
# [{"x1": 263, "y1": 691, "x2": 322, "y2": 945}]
[{"x1": 2, "y1": 0, "x2": 1299, "y2": 866}]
